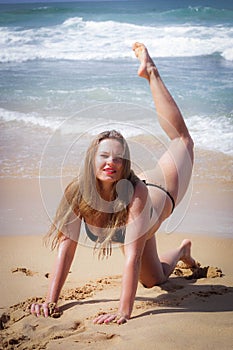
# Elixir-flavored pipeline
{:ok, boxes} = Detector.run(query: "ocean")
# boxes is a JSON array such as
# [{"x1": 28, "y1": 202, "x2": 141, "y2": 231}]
[
  {"x1": 0, "y1": 0, "x2": 233, "y2": 239},
  {"x1": 0, "y1": 0, "x2": 232, "y2": 180}
]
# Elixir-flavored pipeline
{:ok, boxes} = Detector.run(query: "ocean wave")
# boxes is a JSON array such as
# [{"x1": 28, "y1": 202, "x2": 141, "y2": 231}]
[
  {"x1": 1, "y1": 107, "x2": 232, "y2": 156},
  {"x1": 3, "y1": 4, "x2": 232, "y2": 25},
  {"x1": 221, "y1": 47, "x2": 233, "y2": 61},
  {"x1": 161, "y1": 6, "x2": 233, "y2": 23},
  {"x1": 0, "y1": 17, "x2": 232, "y2": 63},
  {"x1": 32, "y1": 6, "x2": 49, "y2": 11},
  {"x1": 187, "y1": 114, "x2": 233, "y2": 156},
  {"x1": 0, "y1": 108, "x2": 60, "y2": 131}
]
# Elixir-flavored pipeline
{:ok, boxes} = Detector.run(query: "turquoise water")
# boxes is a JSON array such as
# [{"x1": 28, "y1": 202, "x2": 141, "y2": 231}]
[{"x1": 0, "y1": 0, "x2": 233, "y2": 177}]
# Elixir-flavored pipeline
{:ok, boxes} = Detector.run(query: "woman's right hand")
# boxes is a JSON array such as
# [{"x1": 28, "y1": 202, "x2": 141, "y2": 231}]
[
  {"x1": 31, "y1": 302, "x2": 50, "y2": 317},
  {"x1": 30, "y1": 237, "x2": 77, "y2": 318},
  {"x1": 30, "y1": 302, "x2": 60, "y2": 318}
]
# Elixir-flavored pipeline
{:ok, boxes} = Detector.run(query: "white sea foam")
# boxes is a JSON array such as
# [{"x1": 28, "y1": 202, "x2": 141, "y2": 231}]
[
  {"x1": 1, "y1": 107, "x2": 232, "y2": 155},
  {"x1": 0, "y1": 18, "x2": 232, "y2": 63},
  {"x1": 0, "y1": 108, "x2": 60, "y2": 130},
  {"x1": 187, "y1": 114, "x2": 233, "y2": 155},
  {"x1": 221, "y1": 47, "x2": 233, "y2": 61}
]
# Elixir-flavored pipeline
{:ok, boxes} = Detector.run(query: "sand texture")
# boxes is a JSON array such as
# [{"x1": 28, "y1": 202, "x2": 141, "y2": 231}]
[{"x1": 0, "y1": 233, "x2": 233, "y2": 350}]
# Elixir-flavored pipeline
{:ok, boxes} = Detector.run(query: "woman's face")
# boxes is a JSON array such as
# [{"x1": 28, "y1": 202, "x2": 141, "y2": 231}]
[{"x1": 94, "y1": 138, "x2": 124, "y2": 184}]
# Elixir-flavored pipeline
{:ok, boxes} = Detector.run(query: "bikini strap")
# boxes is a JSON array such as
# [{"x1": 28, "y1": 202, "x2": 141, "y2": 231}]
[{"x1": 142, "y1": 180, "x2": 175, "y2": 213}]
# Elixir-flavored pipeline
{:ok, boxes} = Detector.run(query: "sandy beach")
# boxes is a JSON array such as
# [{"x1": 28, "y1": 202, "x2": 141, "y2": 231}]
[
  {"x1": 1, "y1": 175, "x2": 233, "y2": 350},
  {"x1": 0, "y1": 232, "x2": 233, "y2": 350},
  {"x1": 1, "y1": 1, "x2": 233, "y2": 349}
]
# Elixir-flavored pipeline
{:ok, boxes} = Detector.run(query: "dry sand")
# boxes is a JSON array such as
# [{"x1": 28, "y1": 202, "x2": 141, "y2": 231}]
[
  {"x1": 0, "y1": 176, "x2": 233, "y2": 350},
  {"x1": 0, "y1": 232, "x2": 233, "y2": 350}
]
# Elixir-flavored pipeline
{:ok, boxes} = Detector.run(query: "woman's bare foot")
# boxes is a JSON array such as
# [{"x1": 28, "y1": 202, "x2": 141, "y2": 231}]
[
  {"x1": 179, "y1": 239, "x2": 196, "y2": 268},
  {"x1": 132, "y1": 42, "x2": 157, "y2": 80}
]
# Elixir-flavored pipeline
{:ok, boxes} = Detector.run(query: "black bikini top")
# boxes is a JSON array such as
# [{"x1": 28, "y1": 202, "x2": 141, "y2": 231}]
[
  {"x1": 84, "y1": 181, "x2": 175, "y2": 245},
  {"x1": 84, "y1": 222, "x2": 125, "y2": 244}
]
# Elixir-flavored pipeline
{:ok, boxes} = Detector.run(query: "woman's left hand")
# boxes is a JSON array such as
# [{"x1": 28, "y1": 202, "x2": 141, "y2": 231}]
[{"x1": 93, "y1": 313, "x2": 128, "y2": 325}]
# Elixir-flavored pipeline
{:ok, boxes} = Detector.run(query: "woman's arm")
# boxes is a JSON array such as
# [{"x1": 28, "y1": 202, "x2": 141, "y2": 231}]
[
  {"x1": 46, "y1": 237, "x2": 77, "y2": 304},
  {"x1": 94, "y1": 182, "x2": 152, "y2": 324},
  {"x1": 93, "y1": 236, "x2": 146, "y2": 325},
  {"x1": 117, "y1": 233, "x2": 147, "y2": 321},
  {"x1": 31, "y1": 213, "x2": 81, "y2": 317}
]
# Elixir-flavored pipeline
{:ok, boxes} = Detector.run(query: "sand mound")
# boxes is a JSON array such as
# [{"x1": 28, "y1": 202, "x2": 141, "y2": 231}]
[{"x1": 174, "y1": 262, "x2": 223, "y2": 279}]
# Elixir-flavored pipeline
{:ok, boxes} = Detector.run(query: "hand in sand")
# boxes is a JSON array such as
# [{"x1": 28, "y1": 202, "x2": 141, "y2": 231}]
[
  {"x1": 93, "y1": 312, "x2": 128, "y2": 325},
  {"x1": 30, "y1": 302, "x2": 60, "y2": 318}
]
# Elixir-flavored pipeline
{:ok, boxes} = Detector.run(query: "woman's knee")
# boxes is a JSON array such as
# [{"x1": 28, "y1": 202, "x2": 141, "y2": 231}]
[
  {"x1": 182, "y1": 134, "x2": 194, "y2": 161},
  {"x1": 140, "y1": 276, "x2": 166, "y2": 288}
]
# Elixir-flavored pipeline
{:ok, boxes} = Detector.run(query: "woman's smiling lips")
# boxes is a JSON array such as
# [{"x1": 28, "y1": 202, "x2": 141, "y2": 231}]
[{"x1": 104, "y1": 167, "x2": 116, "y2": 175}]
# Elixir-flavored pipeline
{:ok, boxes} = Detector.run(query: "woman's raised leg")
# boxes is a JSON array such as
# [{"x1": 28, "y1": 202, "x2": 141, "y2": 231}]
[
  {"x1": 133, "y1": 43, "x2": 195, "y2": 287},
  {"x1": 133, "y1": 42, "x2": 194, "y2": 213}
]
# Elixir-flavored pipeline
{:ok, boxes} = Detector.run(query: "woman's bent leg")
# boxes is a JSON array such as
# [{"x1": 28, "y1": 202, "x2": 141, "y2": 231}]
[{"x1": 139, "y1": 236, "x2": 196, "y2": 288}]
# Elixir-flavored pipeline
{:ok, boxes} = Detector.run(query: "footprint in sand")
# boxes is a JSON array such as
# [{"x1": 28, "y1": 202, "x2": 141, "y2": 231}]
[
  {"x1": 11, "y1": 267, "x2": 37, "y2": 277},
  {"x1": 73, "y1": 330, "x2": 121, "y2": 346},
  {"x1": 1, "y1": 314, "x2": 86, "y2": 350}
]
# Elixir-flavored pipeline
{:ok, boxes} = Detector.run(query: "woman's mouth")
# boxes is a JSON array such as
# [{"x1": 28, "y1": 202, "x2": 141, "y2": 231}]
[{"x1": 104, "y1": 167, "x2": 116, "y2": 175}]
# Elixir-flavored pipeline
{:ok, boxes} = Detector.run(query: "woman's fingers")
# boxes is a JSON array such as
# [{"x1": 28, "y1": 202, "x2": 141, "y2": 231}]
[
  {"x1": 116, "y1": 316, "x2": 127, "y2": 325},
  {"x1": 30, "y1": 303, "x2": 49, "y2": 317},
  {"x1": 35, "y1": 304, "x2": 41, "y2": 317},
  {"x1": 93, "y1": 314, "x2": 108, "y2": 324},
  {"x1": 103, "y1": 314, "x2": 117, "y2": 324},
  {"x1": 30, "y1": 303, "x2": 36, "y2": 315},
  {"x1": 42, "y1": 303, "x2": 49, "y2": 318},
  {"x1": 30, "y1": 303, "x2": 41, "y2": 316},
  {"x1": 93, "y1": 313, "x2": 128, "y2": 325}
]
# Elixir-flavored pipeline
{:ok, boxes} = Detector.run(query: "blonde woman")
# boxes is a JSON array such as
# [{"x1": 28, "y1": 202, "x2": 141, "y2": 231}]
[{"x1": 31, "y1": 43, "x2": 195, "y2": 324}]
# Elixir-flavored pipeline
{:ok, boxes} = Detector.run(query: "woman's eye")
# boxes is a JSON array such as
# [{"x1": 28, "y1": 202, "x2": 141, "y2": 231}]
[{"x1": 114, "y1": 157, "x2": 122, "y2": 162}]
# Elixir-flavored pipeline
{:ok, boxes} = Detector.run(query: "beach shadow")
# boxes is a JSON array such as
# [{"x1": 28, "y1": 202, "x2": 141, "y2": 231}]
[
  {"x1": 60, "y1": 277, "x2": 233, "y2": 317},
  {"x1": 60, "y1": 298, "x2": 119, "y2": 313},
  {"x1": 132, "y1": 279, "x2": 233, "y2": 320}
]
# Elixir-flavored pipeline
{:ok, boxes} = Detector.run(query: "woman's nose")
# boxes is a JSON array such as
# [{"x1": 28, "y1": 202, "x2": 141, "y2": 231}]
[
  {"x1": 107, "y1": 156, "x2": 117, "y2": 165},
  {"x1": 107, "y1": 156, "x2": 114, "y2": 164}
]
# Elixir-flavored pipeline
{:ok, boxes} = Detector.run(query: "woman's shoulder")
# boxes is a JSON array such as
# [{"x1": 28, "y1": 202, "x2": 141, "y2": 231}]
[
  {"x1": 134, "y1": 177, "x2": 146, "y2": 189},
  {"x1": 129, "y1": 179, "x2": 148, "y2": 210}
]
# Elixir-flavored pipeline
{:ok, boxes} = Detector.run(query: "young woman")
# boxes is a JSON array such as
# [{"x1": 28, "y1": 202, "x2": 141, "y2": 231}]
[{"x1": 31, "y1": 42, "x2": 195, "y2": 324}]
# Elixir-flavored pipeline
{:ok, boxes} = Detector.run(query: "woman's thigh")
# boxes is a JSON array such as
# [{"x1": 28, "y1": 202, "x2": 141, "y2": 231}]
[{"x1": 141, "y1": 137, "x2": 194, "y2": 207}]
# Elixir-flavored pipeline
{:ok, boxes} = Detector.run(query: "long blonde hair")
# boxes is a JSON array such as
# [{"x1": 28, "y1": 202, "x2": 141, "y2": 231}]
[{"x1": 45, "y1": 130, "x2": 139, "y2": 258}]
